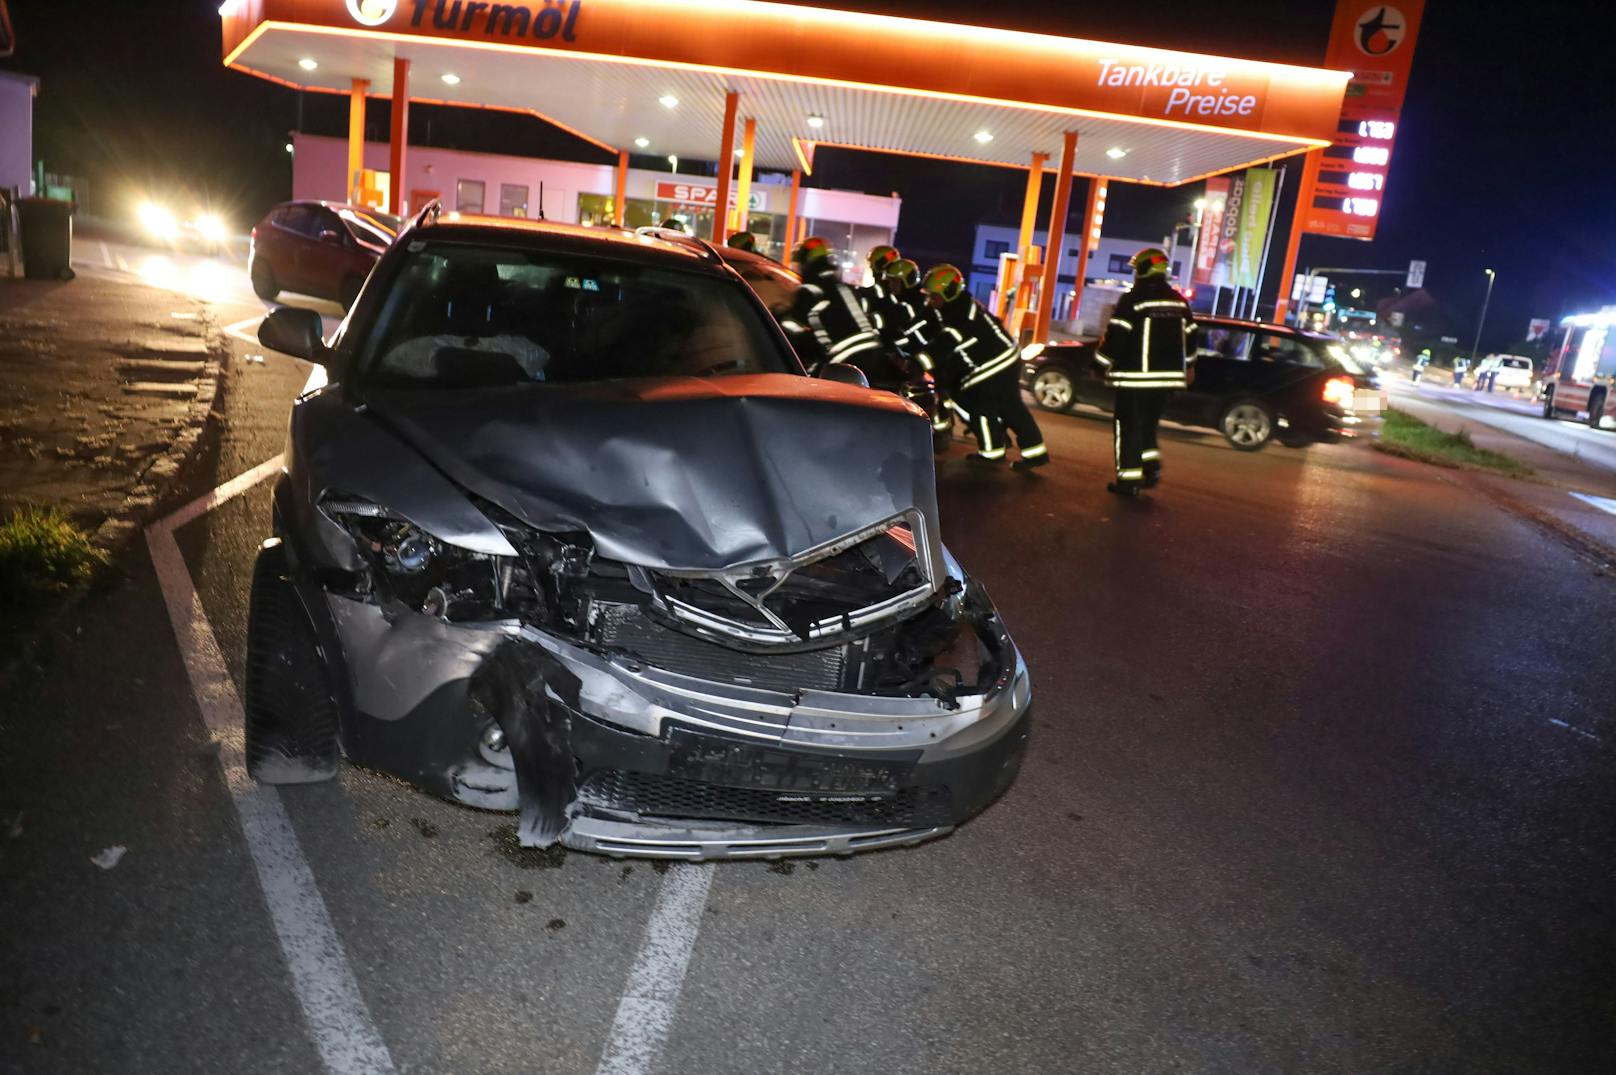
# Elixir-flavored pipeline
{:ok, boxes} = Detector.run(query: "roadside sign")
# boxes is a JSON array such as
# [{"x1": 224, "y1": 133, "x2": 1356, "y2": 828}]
[
  {"x1": 1406, "y1": 259, "x2": 1425, "y2": 288},
  {"x1": 1291, "y1": 273, "x2": 1329, "y2": 303},
  {"x1": 1527, "y1": 318, "x2": 1551, "y2": 341},
  {"x1": 1298, "y1": 0, "x2": 1427, "y2": 241}
]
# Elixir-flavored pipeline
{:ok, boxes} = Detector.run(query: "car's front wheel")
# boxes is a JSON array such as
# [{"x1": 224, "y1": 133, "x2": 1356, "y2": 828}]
[
  {"x1": 1219, "y1": 398, "x2": 1275, "y2": 451},
  {"x1": 1030, "y1": 367, "x2": 1075, "y2": 411},
  {"x1": 244, "y1": 539, "x2": 341, "y2": 784},
  {"x1": 249, "y1": 257, "x2": 279, "y2": 302}
]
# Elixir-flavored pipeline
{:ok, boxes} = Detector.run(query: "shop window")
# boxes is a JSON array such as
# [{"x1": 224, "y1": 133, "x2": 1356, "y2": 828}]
[
  {"x1": 1107, "y1": 254, "x2": 1132, "y2": 274},
  {"x1": 983, "y1": 239, "x2": 1011, "y2": 261},
  {"x1": 499, "y1": 184, "x2": 529, "y2": 218},
  {"x1": 455, "y1": 179, "x2": 485, "y2": 214}
]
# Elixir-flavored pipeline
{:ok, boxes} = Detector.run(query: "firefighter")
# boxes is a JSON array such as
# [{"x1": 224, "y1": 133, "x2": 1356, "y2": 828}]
[
  {"x1": 1095, "y1": 247, "x2": 1197, "y2": 495},
  {"x1": 918, "y1": 264, "x2": 1047, "y2": 469},
  {"x1": 857, "y1": 244, "x2": 901, "y2": 314},
  {"x1": 726, "y1": 230, "x2": 758, "y2": 253},
  {"x1": 781, "y1": 236, "x2": 886, "y2": 375}
]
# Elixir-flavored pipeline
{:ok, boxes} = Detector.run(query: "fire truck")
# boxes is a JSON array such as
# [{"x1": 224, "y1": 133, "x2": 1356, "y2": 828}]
[{"x1": 1540, "y1": 307, "x2": 1616, "y2": 430}]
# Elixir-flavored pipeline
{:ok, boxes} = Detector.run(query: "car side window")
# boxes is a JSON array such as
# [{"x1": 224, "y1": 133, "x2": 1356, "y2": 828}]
[
  {"x1": 1257, "y1": 334, "x2": 1314, "y2": 366},
  {"x1": 280, "y1": 205, "x2": 317, "y2": 237},
  {"x1": 1200, "y1": 327, "x2": 1254, "y2": 361}
]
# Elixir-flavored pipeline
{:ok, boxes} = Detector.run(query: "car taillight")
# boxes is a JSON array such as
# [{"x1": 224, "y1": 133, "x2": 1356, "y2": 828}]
[{"x1": 1322, "y1": 376, "x2": 1355, "y2": 407}]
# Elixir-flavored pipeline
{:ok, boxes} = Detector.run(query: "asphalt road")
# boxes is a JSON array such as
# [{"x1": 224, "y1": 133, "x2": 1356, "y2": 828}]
[
  {"x1": 3, "y1": 253, "x2": 1614, "y2": 1074},
  {"x1": 1388, "y1": 376, "x2": 1616, "y2": 474}
]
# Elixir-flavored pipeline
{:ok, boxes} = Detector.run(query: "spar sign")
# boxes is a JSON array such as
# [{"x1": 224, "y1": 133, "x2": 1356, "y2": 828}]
[{"x1": 655, "y1": 181, "x2": 766, "y2": 212}]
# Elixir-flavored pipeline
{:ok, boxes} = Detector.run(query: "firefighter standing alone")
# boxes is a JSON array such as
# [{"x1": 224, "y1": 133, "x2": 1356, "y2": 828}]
[{"x1": 1095, "y1": 247, "x2": 1197, "y2": 495}]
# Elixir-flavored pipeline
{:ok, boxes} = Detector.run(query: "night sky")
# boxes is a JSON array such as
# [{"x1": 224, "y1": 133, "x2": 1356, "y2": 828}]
[{"x1": 3, "y1": 0, "x2": 1610, "y2": 350}]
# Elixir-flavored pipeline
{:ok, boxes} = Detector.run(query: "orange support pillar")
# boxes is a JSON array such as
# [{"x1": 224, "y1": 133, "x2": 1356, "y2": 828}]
[
  {"x1": 388, "y1": 58, "x2": 409, "y2": 217},
  {"x1": 1034, "y1": 131, "x2": 1077, "y2": 345},
  {"x1": 1272, "y1": 149, "x2": 1323, "y2": 324},
  {"x1": 347, "y1": 79, "x2": 369, "y2": 204},
  {"x1": 614, "y1": 149, "x2": 630, "y2": 227},
  {"x1": 783, "y1": 168, "x2": 801, "y2": 260},
  {"x1": 710, "y1": 91, "x2": 738, "y2": 242},
  {"x1": 1067, "y1": 178, "x2": 1108, "y2": 311},
  {"x1": 733, "y1": 117, "x2": 756, "y2": 234},
  {"x1": 1005, "y1": 151, "x2": 1046, "y2": 319}
]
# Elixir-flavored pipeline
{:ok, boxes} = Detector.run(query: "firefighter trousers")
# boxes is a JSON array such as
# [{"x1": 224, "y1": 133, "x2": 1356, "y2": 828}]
[
  {"x1": 960, "y1": 369, "x2": 1047, "y2": 461},
  {"x1": 1112, "y1": 388, "x2": 1169, "y2": 483}
]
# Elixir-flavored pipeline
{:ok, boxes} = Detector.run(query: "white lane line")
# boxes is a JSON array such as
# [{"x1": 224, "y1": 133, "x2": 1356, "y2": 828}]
[
  {"x1": 224, "y1": 314, "x2": 264, "y2": 345},
  {"x1": 160, "y1": 453, "x2": 285, "y2": 532},
  {"x1": 1548, "y1": 718, "x2": 1601, "y2": 743},
  {"x1": 100, "y1": 241, "x2": 114, "y2": 269},
  {"x1": 115, "y1": 252, "x2": 129, "y2": 272},
  {"x1": 593, "y1": 864, "x2": 716, "y2": 1075},
  {"x1": 147, "y1": 465, "x2": 397, "y2": 1075},
  {"x1": 1570, "y1": 492, "x2": 1616, "y2": 517}
]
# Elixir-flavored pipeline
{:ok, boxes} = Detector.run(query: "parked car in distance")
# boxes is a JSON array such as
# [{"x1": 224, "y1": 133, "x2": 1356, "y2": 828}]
[
  {"x1": 249, "y1": 201, "x2": 400, "y2": 309},
  {"x1": 1022, "y1": 316, "x2": 1383, "y2": 451},
  {"x1": 1473, "y1": 354, "x2": 1534, "y2": 392},
  {"x1": 245, "y1": 211, "x2": 1031, "y2": 860}
]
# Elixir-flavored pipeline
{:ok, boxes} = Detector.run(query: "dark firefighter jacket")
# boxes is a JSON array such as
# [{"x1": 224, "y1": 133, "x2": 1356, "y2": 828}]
[
  {"x1": 780, "y1": 273, "x2": 884, "y2": 371},
  {"x1": 1095, "y1": 276, "x2": 1198, "y2": 390},
  {"x1": 919, "y1": 295, "x2": 1020, "y2": 392}
]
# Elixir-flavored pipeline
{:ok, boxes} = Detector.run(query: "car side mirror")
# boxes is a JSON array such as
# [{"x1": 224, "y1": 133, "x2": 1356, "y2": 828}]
[
  {"x1": 259, "y1": 306, "x2": 328, "y2": 364},
  {"x1": 817, "y1": 363, "x2": 870, "y2": 389}
]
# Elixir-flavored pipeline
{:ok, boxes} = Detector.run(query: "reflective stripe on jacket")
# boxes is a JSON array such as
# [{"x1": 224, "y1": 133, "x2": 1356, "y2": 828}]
[{"x1": 1095, "y1": 278, "x2": 1197, "y2": 390}]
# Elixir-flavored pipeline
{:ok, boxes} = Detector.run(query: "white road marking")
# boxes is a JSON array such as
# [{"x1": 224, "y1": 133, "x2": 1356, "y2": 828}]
[
  {"x1": 100, "y1": 241, "x2": 114, "y2": 269},
  {"x1": 302, "y1": 362, "x2": 329, "y2": 395},
  {"x1": 593, "y1": 864, "x2": 716, "y2": 1075},
  {"x1": 147, "y1": 464, "x2": 397, "y2": 1075},
  {"x1": 161, "y1": 454, "x2": 285, "y2": 532},
  {"x1": 1548, "y1": 718, "x2": 1601, "y2": 743},
  {"x1": 224, "y1": 314, "x2": 264, "y2": 345},
  {"x1": 1570, "y1": 492, "x2": 1616, "y2": 517},
  {"x1": 115, "y1": 252, "x2": 129, "y2": 272}
]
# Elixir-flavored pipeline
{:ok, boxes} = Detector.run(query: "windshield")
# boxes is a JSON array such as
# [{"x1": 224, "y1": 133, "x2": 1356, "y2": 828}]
[
  {"x1": 1324, "y1": 341, "x2": 1369, "y2": 375},
  {"x1": 360, "y1": 242, "x2": 794, "y2": 388}
]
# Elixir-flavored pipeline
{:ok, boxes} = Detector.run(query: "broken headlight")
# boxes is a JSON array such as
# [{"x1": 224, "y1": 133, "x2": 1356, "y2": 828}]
[{"x1": 319, "y1": 496, "x2": 541, "y2": 623}]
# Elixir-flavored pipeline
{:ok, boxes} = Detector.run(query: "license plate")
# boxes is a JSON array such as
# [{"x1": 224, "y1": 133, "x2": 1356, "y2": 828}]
[
  {"x1": 668, "y1": 730, "x2": 914, "y2": 795},
  {"x1": 1355, "y1": 391, "x2": 1384, "y2": 412}
]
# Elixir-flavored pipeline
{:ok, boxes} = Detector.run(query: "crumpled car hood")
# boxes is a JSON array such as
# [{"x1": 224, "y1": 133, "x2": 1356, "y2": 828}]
[{"x1": 365, "y1": 374, "x2": 941, "y2": 572}]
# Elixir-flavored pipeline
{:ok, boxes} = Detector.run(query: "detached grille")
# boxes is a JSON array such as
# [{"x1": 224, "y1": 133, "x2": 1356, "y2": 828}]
[
  {"x1": 593, "y1": 603, "x2": 844, "y2": 692},
  {"x1": 578, "y1": 769, "x2": 952, "y2": 828}
]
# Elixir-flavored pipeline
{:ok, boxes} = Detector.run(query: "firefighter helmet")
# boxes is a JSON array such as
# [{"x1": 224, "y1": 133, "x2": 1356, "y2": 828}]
[
  {"x1": 867, "y1": 244, "x2": 899, "y2": 273},
  {"x1": 793, "y1": 236, "x2": 834, "y2": 270},
  {"x1": 1130, "y1": 247, "x2": 1171, "y2": 279},
  {"x1": 920, "y1": 263, "x2": 966, "y2": 303},
  {"x1": 726, "y1": 230, "x2": 757, "y2": 252},
  {"x1": 883, "y1": 258, "x2": 920, "y2": 290}
]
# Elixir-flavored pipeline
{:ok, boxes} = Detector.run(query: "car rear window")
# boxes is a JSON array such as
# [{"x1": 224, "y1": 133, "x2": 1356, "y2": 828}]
[{"x1": 359, "y1": 242, "x2": 794, "y2": 388}]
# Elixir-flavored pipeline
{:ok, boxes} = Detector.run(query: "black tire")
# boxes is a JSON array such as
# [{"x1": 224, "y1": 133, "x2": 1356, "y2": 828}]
[
  {"x1": 1218, "y1": 398, "x2": 1275, "y2": 451},
  {"x1": 339, "y1": 275, "x2": 364, "y2": 311},
  {"x1": 250, "y1": 257, "x2": 279, "y2": 302},
  {"x1": 1588, "y1": 391, "x2": 1606, "y2": 430},
  {"x1": 1029, "y1": 366, "x2": 1076, "y2": 412},
  {"x1": 1541, "y1": 386, "x2": 1555, "y2": 419},
  {"x1": 244, "y1": 539, "x2": 340, "y2": 784}
]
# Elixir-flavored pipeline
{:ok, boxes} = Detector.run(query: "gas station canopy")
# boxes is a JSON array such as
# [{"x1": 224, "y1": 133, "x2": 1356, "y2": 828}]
[{"x1": 221, "y1": 0, "x2": 1349, "y2": 185}]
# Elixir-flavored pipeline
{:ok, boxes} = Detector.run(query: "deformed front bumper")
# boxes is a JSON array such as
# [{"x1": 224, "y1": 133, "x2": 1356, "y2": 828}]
[{"x1": 325, "y1": 595, "x2": 1032, "y2": 859}]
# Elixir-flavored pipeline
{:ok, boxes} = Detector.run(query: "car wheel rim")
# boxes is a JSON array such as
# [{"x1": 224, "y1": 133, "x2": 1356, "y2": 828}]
[
  {"x1": 1225, "y1": 405, "x2": 1270, "y2": 445},
  {"x1": 1034, "y1": 371, "x2": 1072, "y2": 408}
]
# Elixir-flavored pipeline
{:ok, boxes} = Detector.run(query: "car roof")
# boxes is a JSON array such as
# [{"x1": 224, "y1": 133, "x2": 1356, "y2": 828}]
[
  {"x1": 1197, "y1": 315, "x2": 1338, "y2": 343},
  {"x1": 406, "y1": 212, "x2": 732, "y2": 275}
]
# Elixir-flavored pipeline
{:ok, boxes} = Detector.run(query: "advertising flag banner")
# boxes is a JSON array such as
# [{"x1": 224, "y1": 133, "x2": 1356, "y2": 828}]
[
  {"x1": 1300, "y1": 1, "x2": 1426, "y2": 240},
  {"x1": 1192, "y1": 177, "x2": 1230, "y2": 287},
  {"x1": 1231, "y1": 167, "x2": 1276, "y2": 288},
  {"x1": 1211, "y1": 173, "x2": 1246, "y2": 290}
]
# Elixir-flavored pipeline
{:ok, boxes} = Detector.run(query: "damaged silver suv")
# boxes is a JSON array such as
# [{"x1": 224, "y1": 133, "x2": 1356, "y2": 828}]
[{"x1": 247, "y1": 209, "x2": 1031, "y2": 859}]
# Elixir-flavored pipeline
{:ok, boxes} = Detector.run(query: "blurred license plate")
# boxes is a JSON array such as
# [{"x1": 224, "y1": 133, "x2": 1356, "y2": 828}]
[{"x1": 1355, "y1": 391, "x2": 1384, "y2": 412}]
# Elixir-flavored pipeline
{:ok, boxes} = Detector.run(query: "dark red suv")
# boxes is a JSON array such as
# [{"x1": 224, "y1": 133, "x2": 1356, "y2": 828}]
[{"x1": 248, "y1": 201, "x2": 399, "y2": 309}]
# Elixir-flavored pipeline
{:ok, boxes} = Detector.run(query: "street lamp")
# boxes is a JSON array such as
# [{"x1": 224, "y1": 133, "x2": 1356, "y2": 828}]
[{"x1": 1468, "y1": 268, "x2": 1496, "y2": 363}]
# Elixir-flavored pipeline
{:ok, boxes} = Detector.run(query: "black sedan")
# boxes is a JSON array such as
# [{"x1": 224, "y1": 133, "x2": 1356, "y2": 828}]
[{"x1": 1021, "y1": 316, "x2": 1383, "y2": 450}]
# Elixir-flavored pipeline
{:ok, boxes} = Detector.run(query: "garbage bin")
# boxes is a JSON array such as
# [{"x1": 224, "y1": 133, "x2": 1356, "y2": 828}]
[{"x1": 17, "y1": 198, "x2": 75, "y2": 281}]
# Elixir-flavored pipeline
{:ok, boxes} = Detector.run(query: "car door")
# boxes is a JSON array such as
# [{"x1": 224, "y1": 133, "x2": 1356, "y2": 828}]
[
  {"x1": 1176, "y1": 325, "x2": 1256, "y2": 425},
  {"x1": 298, "y1": 207, "x2": 350, "y2": 301},
  {"x1": 272, "y1": 205, "x2": 320, "y2": 295}
]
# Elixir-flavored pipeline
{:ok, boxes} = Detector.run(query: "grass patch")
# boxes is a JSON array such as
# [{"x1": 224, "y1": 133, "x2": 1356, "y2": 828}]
[
  {"x1": 0, "y1": 506, "x2": 109, "y2": 612},
  {"x1": 1374, "y1": 407, "x2": 1534, "y2": 478}
]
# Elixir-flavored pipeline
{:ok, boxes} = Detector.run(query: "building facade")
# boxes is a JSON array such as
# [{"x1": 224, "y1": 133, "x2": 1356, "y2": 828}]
[
  {"x1": 290, "y1": 134, "x2": 899, "y2": 277},
  {"x1": 0, "y1": 70, "x2": 38, "y2": 196}
]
